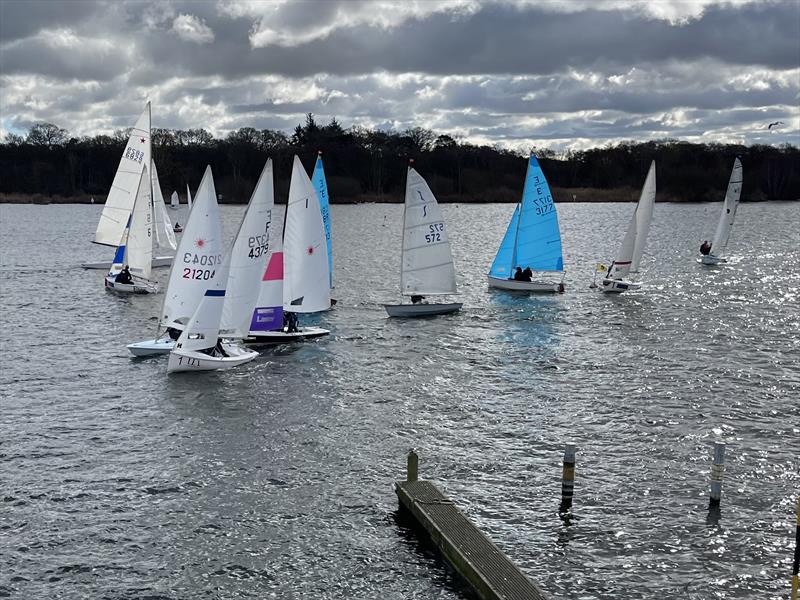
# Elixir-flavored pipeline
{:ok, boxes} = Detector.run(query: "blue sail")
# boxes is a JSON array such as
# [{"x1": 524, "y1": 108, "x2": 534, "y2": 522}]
[
  {"x1": 490, "y1": 155, "x2": 563, "y2": 276},
  {"x1": 489, "y1": 204, "x2": 519, "y2": 279},
  {"x1": 311, "y1": 154, "x2": 332, "y2": 288}
]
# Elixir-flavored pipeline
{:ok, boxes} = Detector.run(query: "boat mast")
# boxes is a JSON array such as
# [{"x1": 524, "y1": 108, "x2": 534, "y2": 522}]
[{"x1": 509, "y1": 156, "x2": 531, "y2": 272}]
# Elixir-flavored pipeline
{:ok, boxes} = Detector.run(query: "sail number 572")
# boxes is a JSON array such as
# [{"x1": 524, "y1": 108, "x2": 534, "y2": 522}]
[{"x1": 425, "y1": 222, "x2": 444, "y2": 243}]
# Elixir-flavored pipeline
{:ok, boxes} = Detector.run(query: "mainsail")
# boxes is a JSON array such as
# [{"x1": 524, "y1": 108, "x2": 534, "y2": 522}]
[{"x1": 311, "y1": 153, "x2": 333, "y2": 287}]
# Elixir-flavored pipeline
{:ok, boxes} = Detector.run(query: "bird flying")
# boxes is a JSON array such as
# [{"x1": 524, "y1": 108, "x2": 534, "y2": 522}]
[{"x1": 768, "y1": 121, "x2": 785, "y2": 130}]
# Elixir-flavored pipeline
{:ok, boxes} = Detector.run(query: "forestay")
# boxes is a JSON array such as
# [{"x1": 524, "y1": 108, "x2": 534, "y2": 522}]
[
  {"x1": 160, "y1": 166, "x2": 224, "y2": 330},
  {"x1": 94, "y1": 102, "x2": 151, "y2": 246},
  {"x1": 151, "y1": 161, "x2": 177, "y2": 251},
  {"x1": 220, "y1": 159, "x2": 274, "y2": 339},
  {"x1": 609, "y1": 161, "x2": 656, "y2": 280},
  {"x1": 489, "y1": 155, "x2": 563, "y2": 278},
  {"x1": 711, "y1": 158, "x2": 743, "y2": 254},
  {"x1": 401, "y1": 167, "x2": 457, "y2": 296},
  {"x1": 311, "y1": 153, "x2": 333, "y2": 288},
  {"x1": 283, "y1": 155, "x2": 330, "y2": 313}
]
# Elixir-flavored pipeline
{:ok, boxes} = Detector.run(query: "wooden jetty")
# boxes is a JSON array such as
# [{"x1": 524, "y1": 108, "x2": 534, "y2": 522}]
[{"x1": 395, "y1": 451, "x2": 550, "y2": 600}]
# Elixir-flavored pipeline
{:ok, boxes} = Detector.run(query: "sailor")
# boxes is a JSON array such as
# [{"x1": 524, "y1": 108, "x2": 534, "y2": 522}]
[
  {"x1": 285, "y1": 312, "x2": 299, "y2": 333},
  {"x1": 700, "y1": 240, "x2": 712, "y2": 255},
  {"x1": 411, "y1": 295, "x2": 425, "y2": 304},
  {"x1": 522, "y1": 267, "x2": 533, "y2": 282},
  {"x1": 115, "y1": 265, "x2": 133, "y2": 284},
  {"x1": 167, "y1": 327, "x2": 181, "y2": 341},
  {"x1": 513, "y1": 267, "x2": 524, "y2": 281}
]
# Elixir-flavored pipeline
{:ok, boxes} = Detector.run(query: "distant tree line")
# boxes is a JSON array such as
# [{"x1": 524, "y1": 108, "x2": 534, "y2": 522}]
[{"x1": 0, "y1": 114, "x2": 797, "y2": 203}]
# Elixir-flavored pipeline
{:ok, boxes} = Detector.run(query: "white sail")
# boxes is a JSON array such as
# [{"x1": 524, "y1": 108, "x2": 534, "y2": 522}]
[
  {"x1": 400, "y1": 167, "x2": 457, "y2": 296},
  {"x1": 631, "y1": 161, "x2": 656, "y2": 272},
  {"x1": 283, "y1": 155, "x2": 330, "y2": 313},
  {"x1": 151, "y1": 161, "x2": 177, "y2": 251},
  {"x1": 187, "y1": 184, "x2": 192, "y2": 210},
  {"x1": 160, "y1": 166, "x2": 224, "y2": 330},
  {"x1": 710, "y1": 158, "x2": 743, "y2": 255},
  {"x1": 170, "y1": 191, "x2": 179, "y2": 209},
  {"x1": 94, "y1": 102, "x2": 151, "y2": 246},
  {"x1": 126, "y1": 165, "x2": 154, "y2": 281},
  {"x1": 610, "y1": 161, "x2": 655, "y2": 280},
  {"x1": 220, "y1": 159, "x2": 275, "y2": 338},
  {"x1": 174, "y1": 251, "x2": 231, "y2": 352}
]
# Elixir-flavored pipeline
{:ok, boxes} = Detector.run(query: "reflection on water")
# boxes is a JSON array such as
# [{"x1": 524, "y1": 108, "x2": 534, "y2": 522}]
[{"x1": 0, "y1": 201, "x2": 798, "y2": 599}]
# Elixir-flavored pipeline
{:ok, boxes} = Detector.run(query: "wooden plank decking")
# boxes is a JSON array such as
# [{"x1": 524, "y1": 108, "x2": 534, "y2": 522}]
[{"x1": 396, "y1": 479, "x2": 550, "y2": 600}]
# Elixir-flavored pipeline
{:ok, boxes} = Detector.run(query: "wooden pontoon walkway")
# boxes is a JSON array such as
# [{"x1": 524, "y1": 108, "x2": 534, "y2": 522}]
[{"x1": 396, "y1": 476, "x2": 550, "y2": 600}]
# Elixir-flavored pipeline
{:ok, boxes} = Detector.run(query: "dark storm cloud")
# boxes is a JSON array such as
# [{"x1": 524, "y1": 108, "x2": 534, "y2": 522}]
[{"x1": 0, "y1": 0, "x2": 98, "y2": 43}]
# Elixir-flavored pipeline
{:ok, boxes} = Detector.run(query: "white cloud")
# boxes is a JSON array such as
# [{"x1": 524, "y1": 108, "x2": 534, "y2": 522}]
[{"x1": 172, "y1": 13, "x2": 215, "y2": 44}]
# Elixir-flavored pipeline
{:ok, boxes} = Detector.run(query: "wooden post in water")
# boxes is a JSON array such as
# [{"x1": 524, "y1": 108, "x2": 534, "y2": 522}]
[
  {"x1": 407, "y1": 449, "x2": 418, "y2": 482},
  {"x1": 559, "y1": 444, "x2": 576, "y2": 513},
  {"x1": 792, "y1": 496, "x2": 799, "y2": 600},
  {"x1": 709, "y1": 443, "x2": 726, "y2": 509}
]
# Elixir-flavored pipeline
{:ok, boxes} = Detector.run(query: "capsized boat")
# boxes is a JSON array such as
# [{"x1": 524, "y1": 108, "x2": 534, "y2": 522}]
[
  {"x1": 127, "y1": 165, "x2": 225, "y2": 356},
  {"x1": 488, "y1": 154, "x2": 565, "y2": 293},
  {"x1": 383, "y1": 163, "x2": 462, "y2": 317},
  {"x1": 104, "y1": 165, "x2": 159, "y2": 294},
  {"x1": 699, "y1": 158, "x2": 742, "y2": 266},
  {"x1": 600, "y1": 161, "x2": 656, "y2": 294}
]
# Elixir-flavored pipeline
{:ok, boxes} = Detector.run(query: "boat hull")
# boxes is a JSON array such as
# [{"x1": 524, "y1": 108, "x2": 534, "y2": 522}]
[
  {"x1": 167, "y1": 342, "x2": 258, "y2": 373},
  {"x1": 699, "y1": 254, "x2": 727, "y2": 265},
  {"x1": 384, "y1": 302, "x2": 462, "y2": 317},
  {"x1": 82, "y1": 255, "x2": 173, "y2": 270},
  {"x1": 244, "y1": 326, "x2": 330, "y2": 345},
  {"x1": 601, "y1": 278, "x2": 641, "y2": 294},
  {"x1": 487, "y1": 275, "x2": 564, "y2": 293},
  {"x1": 104, "y1": 275, "x2": 159, "y2": 294},
  {"x1": 127, "y1": 337, "x2": 175, "y2": 356}
]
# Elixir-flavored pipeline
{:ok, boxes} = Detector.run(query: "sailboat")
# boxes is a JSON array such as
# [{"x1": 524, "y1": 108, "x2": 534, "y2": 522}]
[
  {"x1": 170, "y1": 191, "x2": 179, "y2": 210},
  {"x1": 600, "y1": 161, "x2": 656, "y2": 293},
  {"x1": 81, "y1": 102, "x2": 172, "y2": 270},
  {"x1": 186, "y1": 184, "x2": 193, "y2": 210},
  {"x1": 283, "y1": 155, "x2": 331, "y2": 314},
  {"x1": 384, "y1": 163, "x2": 462, "y2": 317},
  {"x1": 104, "y1": 165, "x2": 159, "y2": 294},
  {"x1": 699, "y1": 158, "x2": 742, "y2": 265},
  {"x1": 487, "y1": 154, "x2": 565, "y2": 293},
  {"x1": 311, "y1": 151, "x2": 333, "y2": 288},
  {"x1": 151, "y1": 161, "x2": 178, "y2": 254},
  {"x1": 127, "y1": 165, "x2": 226, "y2": 356},
  {"x1": 167, "y1": 165, "x2": 265, "y2": 373}
]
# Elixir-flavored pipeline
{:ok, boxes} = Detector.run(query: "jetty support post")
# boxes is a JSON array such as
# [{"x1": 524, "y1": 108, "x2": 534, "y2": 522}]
[
  {"x1": 792, "y1": 496, "x2": 799, "y2": 600},
  {"x1": 709, "y1": 443, "x2": 725, "y2": 509},
  {"x1": 407, "y1": 449, "x2": 418, "y2": 482},
  {"x1": 559, "y1": 444, "x2": 576, "y2": 513}
]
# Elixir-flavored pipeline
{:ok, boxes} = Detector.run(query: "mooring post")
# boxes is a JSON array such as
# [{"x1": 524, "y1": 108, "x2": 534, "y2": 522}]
[
  {"x1": 407, "y1": 449, "x2": 418, "y2": 482},
  {"x1": 709, "y1": 443, "x2": 726, "y2": 509},
  {"x1": 792, "y1": 496, "x2": 799, "y2": 600},
  {"x1": 559, "y1": 444, "x2": 576, "y2": 513}
]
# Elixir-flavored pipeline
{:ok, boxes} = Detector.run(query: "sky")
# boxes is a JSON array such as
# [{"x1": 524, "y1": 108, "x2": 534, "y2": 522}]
[{"x1": 0, "y1": 0, "x2": 798, "y2": 152}]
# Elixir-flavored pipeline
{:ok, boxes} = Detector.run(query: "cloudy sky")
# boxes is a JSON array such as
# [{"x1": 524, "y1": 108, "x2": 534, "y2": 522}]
[{"x1": 1, "y1": 0, "x2": 798, "y2": 151}]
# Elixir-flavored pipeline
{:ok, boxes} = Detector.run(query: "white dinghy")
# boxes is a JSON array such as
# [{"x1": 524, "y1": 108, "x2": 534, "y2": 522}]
[
  {"x1": 170, "y1": 191, "x2": 179, "y2": 209},
  {"x1": 104, "y1": 165, "x2": 159, "y2": 294},
  {"x1": 600, "y1": 161, "x2": 656, "y2": 294},
  {"x1": 167, "y1": 167, "x2": 260, "y2": 373},
  {"x1": 127, "y1": 166, "x2": 225, "y2": 356},
  {"x1": 151, "y1": 161, "x2": 178, "y2": 256},
  {"x1": 699, "y1": 158, "x2": 742, "y2": 266},
  {"x1": 487, "y1": 154, "x2": 565, "y2": 293},
  {"x1": 384, "y1": 163, "x2": 462, "y2": 317},
  {"x1": 82, "y1": 102, "x2": 172, "y2": 270}
]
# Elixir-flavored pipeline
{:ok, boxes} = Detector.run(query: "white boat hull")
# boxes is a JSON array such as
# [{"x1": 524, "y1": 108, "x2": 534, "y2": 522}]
[
  {"x1": 699, "y1": 255, "x2": 727, "y2": 265},
  {"x1": 104, "y1": 275, "x2": 159, "y2": 294},
  {"x1": 127, "y1": 337, "x2": 175, "y2": 356},
  {"x1": 601, "y1": 278, "x2": 641, "y2": 294},
  {"x1": 487, "y1": 275, "x2": 564, "y2": 293},
  {"x1": 167, "y1": 342, "x2": 258, "y2": 373},
  {"x1": 82, "y1": 255, "x2": 173, "y2": 270},
  {"x1": 244, "y1": 326, "x2": 330, "y2": 345},
  {"x1": 384, "y1": 302, "x2": 462, "y2": 317}
]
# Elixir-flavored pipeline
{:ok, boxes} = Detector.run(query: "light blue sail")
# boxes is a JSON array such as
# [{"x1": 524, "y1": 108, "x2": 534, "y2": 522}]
[
  {"x1": 311, "y1": 154, "x2": 332, "y2": 288},
  {"x1": 489, "y1": 155, "x2": 563, "y2": 277}
]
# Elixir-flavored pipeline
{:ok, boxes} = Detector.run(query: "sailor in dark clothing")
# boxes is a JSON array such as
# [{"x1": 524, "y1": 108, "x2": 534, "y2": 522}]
[
  {"x1": 522, "y1": 267, "x2": 533, "y2": 282},
  {"x1": 284, "y1": 312, "x2": 299, "y2": 333},
  {"x1": 700, "y1": 240, "x2": 712, "y2": 255},
  {"x1": 513, "y1": 267, "x2": 523, "y2": 281},
  {"x1": 411, "y1": 295, "x2": 425, "y2": 304},
  {"x1": 167, "y1": 327, "x2": 181, "y2": 341},
  {"x1": 115, "y1": 265, "x2": 133, "y2": 284}
]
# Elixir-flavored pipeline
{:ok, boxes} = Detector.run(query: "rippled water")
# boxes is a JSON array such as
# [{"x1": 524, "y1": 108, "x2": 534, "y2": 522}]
[{"x1": 1, "y1": 201, "x2": 798, "y2": 599}]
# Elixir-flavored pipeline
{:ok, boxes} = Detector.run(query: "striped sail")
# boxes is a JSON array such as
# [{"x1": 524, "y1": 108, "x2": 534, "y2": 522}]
[
  {"x1": 311, "y1": 153, "x2": 333, "y2": 287},
  {"x1": 400, "y1": 167, "x2": 457, "y2": 296},
  {"x1": 94, "y1": 102, "x2": 151, "y2": 246}
]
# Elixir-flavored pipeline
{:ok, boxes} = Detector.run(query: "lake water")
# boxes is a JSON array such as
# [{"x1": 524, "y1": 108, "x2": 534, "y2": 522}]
[{"x1": 1, "y1": 201, "x2": 798, "y2": 599}]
